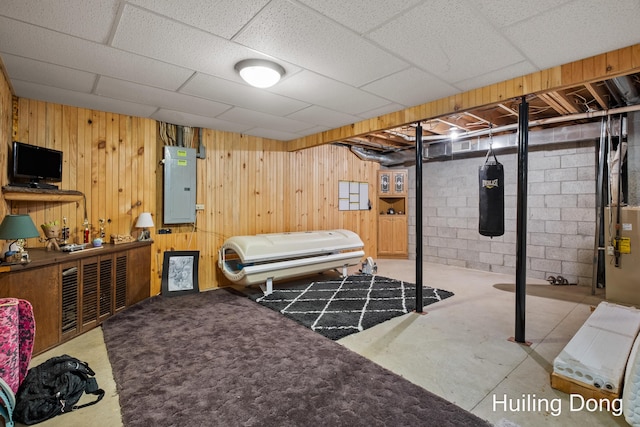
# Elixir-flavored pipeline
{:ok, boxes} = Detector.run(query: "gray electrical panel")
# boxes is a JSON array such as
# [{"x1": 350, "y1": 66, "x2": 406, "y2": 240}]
[{"x1": 163, "y1": 146, "x2": 196, "y2": 224}]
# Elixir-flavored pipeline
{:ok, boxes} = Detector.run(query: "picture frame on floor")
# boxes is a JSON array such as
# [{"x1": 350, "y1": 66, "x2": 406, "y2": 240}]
[{"x1": 161, "y1": 251, "x2": 200, "y2": 297}]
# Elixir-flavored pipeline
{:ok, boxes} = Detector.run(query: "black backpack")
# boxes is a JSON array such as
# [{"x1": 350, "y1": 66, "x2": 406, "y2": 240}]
[{"x1": 13, "y1": 355, "x2": 105, "y2": 425}]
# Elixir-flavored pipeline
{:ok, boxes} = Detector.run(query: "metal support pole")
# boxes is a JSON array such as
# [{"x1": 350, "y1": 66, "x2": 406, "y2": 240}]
[
  {"x1": 592, "y1": 117, "x2": 607, "y2": 294},
  {"x1": 415, "y1": 123, "x2": 423, "y2": 313},
  {"x1": 515, "y1": 97, "x2": 529, "y2": 344}
]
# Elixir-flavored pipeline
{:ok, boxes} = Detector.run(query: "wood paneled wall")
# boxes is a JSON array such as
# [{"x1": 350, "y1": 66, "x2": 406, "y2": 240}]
[
  {"x1": 194, "y1": 130, "x2": 379, "y2": 291},
  {"x1": 0, "y1": 59, "x2": 12, "y2": 220},
  {"x1": 4, "y1": 97, "x2": 380, "y2": 293},
  {"x1": 10, "y1": 100, "x2": 157, "y2": 246}
]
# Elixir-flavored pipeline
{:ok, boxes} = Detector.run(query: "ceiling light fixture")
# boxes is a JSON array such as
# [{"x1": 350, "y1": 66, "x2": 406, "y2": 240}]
[{"x1": 234, "y1": 59, "x2": 285, "y2": 88}]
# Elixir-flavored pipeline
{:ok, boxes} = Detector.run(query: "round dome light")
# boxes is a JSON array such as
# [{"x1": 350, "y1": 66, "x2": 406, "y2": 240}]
[{"x1": 234, "y1": 59, "x2": 285, "y2": 89}]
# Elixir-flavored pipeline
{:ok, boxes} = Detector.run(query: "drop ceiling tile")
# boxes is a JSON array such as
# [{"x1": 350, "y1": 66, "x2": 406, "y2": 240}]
[
  {"x1": 271, "y1": 71, "x2": 391, "y2": 115},
  {"x1": 12, "y1": 81, "x2": 158, "y2": 118},
  {"x1": 181, "y1": 73, "x2": 309, "y2": 116},
  {"x1": 454, "y1": 60, "x2": 537, "y2": 93},
  {"x1": 127, "y1": 0, "x2": 270, "y2": 39},
  {"x1": 152, "y1": 109, "x2": 251, "y2": 134},
  {"x1": 501, "y1": 0, "x2": 640, "y2": 70},
  {"x1": 0, "y1": 0, "x2": 119, "y2": 43},
  {"x1": 241, "y1": 127, "x2": 310, "y2": 141},
  {"x1": 234, "y1": 0, "x2": 408, "y2": 87},
  {"x1": 95, "y1": 77, "x2": 232, "y2": 118},
  {"x1": 298, "y1": 0, "x2": 423, "y2": 34},
  {"x1": 362, "y1": 68, "x2": 458, "y2": 107},
  {"x1": 357, "y1": 103, "x2": 407, "y2": 121},
  {"x1": 112, "y1": 4, "x2": 285, "y2": 82},
  {"x1": 2, "y1": 54, "x2": 96, "y2": 93},
  {"x1": 0, "y1": 17, "x2": 194, "y2": 91},
  {"x1": 287, "y1": 106, "x2": 362, "y2": 128},
  {"x1": 471, "y1": 0, "x2": 573, "y2": 28},
  {"x1": 367, "y1": 0, "x2": 525, "y2": 84},
  {"x1": 217, "y1": 107, "x2": 314, "y2": 133},
  {"x1": 293, "y1": 125, "x2": 330, "y2": 137}
]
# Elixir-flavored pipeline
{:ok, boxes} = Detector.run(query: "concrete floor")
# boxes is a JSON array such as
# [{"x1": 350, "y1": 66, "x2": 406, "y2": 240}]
[{"x1": 22, "y1": 259, "x2": 628, "y2": 427}]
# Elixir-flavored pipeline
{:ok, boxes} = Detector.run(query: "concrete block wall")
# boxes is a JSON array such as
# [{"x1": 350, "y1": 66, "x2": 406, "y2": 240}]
[{"x1": 406, "y1": 140, "x2": 597, "y2": 285}]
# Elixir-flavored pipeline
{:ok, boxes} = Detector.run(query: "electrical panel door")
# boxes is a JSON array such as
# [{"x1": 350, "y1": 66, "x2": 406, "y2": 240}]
[{"x1": 163, "y1": 146, "x2": 196, "y2": 224}]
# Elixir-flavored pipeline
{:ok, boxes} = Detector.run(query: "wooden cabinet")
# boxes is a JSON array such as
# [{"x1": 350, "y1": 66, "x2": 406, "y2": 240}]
[
  {"x1": 0, "y1": 241, "x2": 151, "y2": 355},
  {"x1": 0, "y1": 264, "x2": 60, "y2": 353},
  {"x1": 378, "y1": 169, "x2": 407, "y2": 196},
  {"x1": 377, "y1": 169, "x2": 408, "y2": 258}
]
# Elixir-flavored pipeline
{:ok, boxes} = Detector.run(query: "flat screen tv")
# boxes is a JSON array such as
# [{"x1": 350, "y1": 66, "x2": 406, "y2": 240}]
[{"x1": 11, "y1": 141, "x2": 63, "y2": 189}]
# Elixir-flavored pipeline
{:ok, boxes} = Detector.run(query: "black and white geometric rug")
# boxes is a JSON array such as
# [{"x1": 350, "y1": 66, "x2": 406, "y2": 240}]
[{"x1": 249, "y1": 274, "x2": 454, "y2": 340}]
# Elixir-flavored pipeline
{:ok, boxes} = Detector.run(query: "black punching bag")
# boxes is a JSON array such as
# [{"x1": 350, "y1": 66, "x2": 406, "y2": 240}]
[{"x1": 479, "y1": 149, "x2": 504, "y2": 237}]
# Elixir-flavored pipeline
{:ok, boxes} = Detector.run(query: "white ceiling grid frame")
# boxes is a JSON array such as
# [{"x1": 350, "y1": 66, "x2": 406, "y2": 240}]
[
  {"x1": 217, "y1": 106, "x2": 317, "y2": 134},
  {"x1": 180, "y1": 72, "x2": 311, "y2": 117},
  {"x1": 297, "y1": 0, "x2": 425, "y2": 35},
  {"x1": 286, "y1": 105, "x2": 362, "y2": 129},
  {"x1": 471, "y1": 0, "x2": 575, "y2": 28},
  {"x1": 12, "y1": 80, "x2": 159, "y2": 119},
  {"x1": 0, "y1": 16, "x2": 194, "y2": 92},
  {"x1": 152, "y1": 108, "x2": 253, "y2": 134},
  {"x1": 111, "y1": 4, "x2": 294, "y2": 84},
  {"x1": 366, "y1": 0, "x2": 529, "y2": 85},
  {"x1": 95, "y1": 76, "x2": 232, "y2": 118},
  {"x1": 453, "y1": 60, "x2": 536, "y2": 93},
  {"x1": 233, "y1": 0, "x2": 409, "y2": 87},
  {"x1": 127, "y1": 0, "x2": 272, "y2": 40},
  {"x1": 0, "y1": 0, "x2": 120, "y2": 43},
  {"x1": 271, "y1": 71, "x2": 393, "y2": 116},
  {"x1": 361, "y1": 67, "x2": 458, "y2": 107},
  {"x1": 1, "y1": 53, "x2": 96, "y2": 94},
  {"x1": 495, "y1": 0, "x2": 640, "y2": 70}
]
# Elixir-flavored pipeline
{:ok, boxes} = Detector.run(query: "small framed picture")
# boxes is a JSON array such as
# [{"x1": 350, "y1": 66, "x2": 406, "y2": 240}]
[{"x1": 161, "y1": 251, "x2": 200, "y2": 297}]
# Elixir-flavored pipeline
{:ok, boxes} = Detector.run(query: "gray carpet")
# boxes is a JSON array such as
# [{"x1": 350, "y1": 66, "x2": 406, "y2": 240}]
[
  {"x1": 248, "y1": 274, "x2": 454, "y2": 340},
  {"x1": 102, "y1": 289, "x2": 489, "y2": 427}
]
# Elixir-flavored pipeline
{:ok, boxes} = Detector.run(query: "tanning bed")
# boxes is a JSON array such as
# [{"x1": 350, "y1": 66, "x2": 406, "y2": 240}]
[{"x1": 218, "y1": 229, "x2": 365, "y2": 295}]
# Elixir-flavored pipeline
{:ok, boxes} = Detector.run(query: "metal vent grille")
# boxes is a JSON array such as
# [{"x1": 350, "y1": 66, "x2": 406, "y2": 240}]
[
  {"x1": 99, "y1": 257, "x2": 113, "y2": 317},
  {"x1": 115, "y1": 255, "x2": 127, "y2": 310},
  {"x1": 61, "y1": 266, "x2": 78, "y2": 334},
  {"x1": 82, "y1": 261, "x2": 98, "y2": 325}
]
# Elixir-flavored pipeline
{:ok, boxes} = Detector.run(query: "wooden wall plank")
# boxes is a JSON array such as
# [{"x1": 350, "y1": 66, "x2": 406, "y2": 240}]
[{"x1": 0, "y1": 63, "x2": 12, "y2": 220}]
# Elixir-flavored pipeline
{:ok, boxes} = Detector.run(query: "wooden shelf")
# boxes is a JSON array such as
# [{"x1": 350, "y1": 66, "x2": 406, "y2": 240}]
[{"x1": 2, "y1": 186, "x2": 84, "y2": 202}]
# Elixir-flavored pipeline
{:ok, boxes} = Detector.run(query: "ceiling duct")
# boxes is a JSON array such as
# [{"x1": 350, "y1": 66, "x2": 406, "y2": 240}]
[
  {"x1": 349, "y1": 146, "x2": 415, "y2": 166},
  {"x1": 609, "y1": 76, "x2": 640, "y2": 106},
  {"x1": 346, "y1": 103, "x2": 640, "y2": 166},
  {"x1": 349, "y1": 121, "x2": 602, "y2": 166}
]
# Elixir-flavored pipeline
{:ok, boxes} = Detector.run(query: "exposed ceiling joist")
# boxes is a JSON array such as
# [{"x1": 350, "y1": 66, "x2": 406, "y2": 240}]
[{"x1": 340, "y1": 72, "x2": 640, "y2": 155}]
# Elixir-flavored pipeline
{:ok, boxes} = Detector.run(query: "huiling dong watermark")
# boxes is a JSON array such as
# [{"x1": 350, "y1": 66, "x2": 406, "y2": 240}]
[{"x1": 492, "y1": 393, "x2": 622, "y2": 417}]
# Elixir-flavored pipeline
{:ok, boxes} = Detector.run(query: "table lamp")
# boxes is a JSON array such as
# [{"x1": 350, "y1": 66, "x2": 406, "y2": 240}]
[
  {"x1": 135, "y1": 212, "x2": 154, "y2": 241},
  {"x1": 0, "y1": 214, "x2": 40, "y2": 262}
]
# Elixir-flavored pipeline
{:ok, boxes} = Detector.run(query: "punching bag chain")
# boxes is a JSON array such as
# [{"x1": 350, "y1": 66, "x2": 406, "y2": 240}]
[{"x1": 484, "y1": 124, "x2": 498, "y2": 165}]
